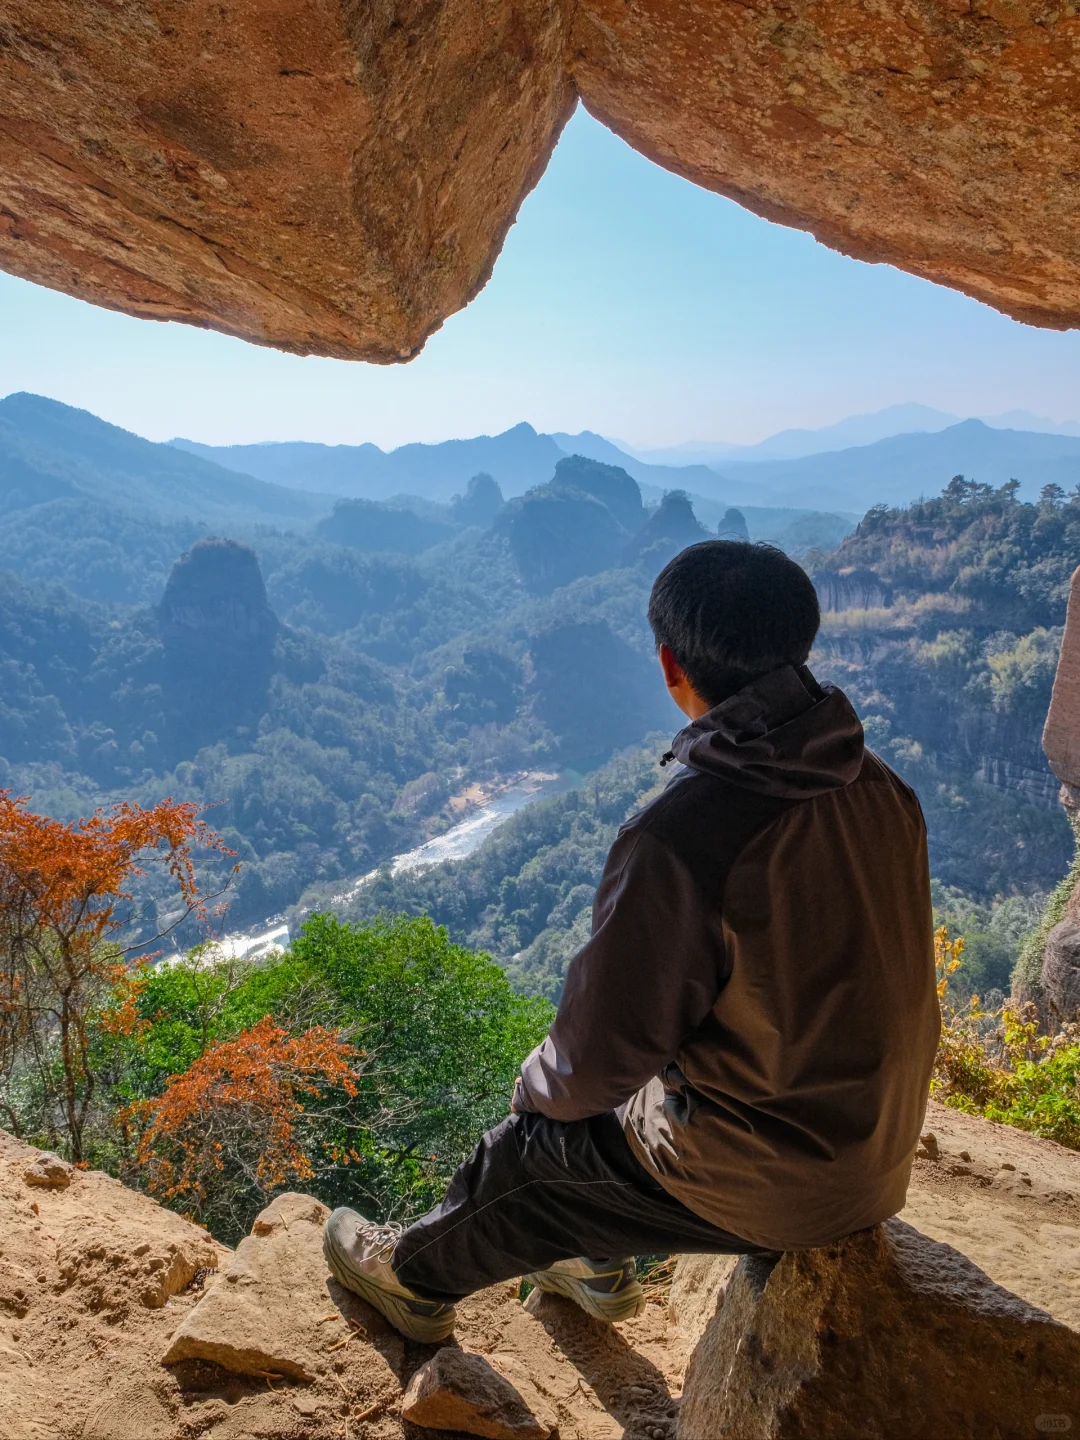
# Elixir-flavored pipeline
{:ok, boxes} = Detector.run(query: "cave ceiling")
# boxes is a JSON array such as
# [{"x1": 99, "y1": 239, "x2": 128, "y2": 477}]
[{"x1": 1, "y1": 1, "x2": 1079, "y2": 360}]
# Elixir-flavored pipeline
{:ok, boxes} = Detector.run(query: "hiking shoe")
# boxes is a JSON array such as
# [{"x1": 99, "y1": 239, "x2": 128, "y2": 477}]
[
  {"x1": 322, "y1": 1208, "x2": 457, "y2": 1343},
  {"x1": 525, "y1": 1256, "x2": 646, "y2": 1322}
]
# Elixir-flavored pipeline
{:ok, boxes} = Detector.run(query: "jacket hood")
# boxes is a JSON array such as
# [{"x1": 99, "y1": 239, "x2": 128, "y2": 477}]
[{"x1": 670, "y1": 664, "x2": 864, "y2": 798}]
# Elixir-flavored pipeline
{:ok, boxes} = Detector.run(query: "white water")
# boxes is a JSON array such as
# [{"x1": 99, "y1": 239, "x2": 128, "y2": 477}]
[{"x1": 192, "y1": 772, "x2": 568, "y2": 965}]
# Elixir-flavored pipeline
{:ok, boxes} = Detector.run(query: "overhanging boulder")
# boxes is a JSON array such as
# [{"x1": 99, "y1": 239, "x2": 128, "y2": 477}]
[
  {"x1": 0, "y1": 0, "x2": 574, "y2": 361},
  {"x1": 6, "y1": 3, "x2": 1080, "y2": 356}
]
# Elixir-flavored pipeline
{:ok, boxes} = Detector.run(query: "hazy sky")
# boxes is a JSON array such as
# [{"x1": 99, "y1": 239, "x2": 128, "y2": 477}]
[{"x1": 3, "y1": 106, "x2": 1080, "y2": 450}]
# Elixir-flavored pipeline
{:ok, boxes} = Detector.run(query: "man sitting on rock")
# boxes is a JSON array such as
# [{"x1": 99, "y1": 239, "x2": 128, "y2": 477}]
[{"x1": 323, "y1": 540, "x2": 940, "y2": 1342}]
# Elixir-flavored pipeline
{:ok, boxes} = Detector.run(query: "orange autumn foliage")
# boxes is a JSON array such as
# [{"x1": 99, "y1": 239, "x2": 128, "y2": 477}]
[
  {"x1": 0, "y1": 791, "x2": 234, "y2": 1159},
  {"x1": 131, "y1": 1017, "x2": 361, "y2": 1208},
  {"x1": 0, "y1": 791, "x2": 231, "y2": 945}
]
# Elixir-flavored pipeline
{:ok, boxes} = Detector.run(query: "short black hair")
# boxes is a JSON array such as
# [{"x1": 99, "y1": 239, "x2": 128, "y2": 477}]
[{"x1": 647, "y1": 540, "x2": 820, "y2": 707}]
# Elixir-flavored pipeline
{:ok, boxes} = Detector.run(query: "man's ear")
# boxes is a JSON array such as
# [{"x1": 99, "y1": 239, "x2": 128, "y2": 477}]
[{"x1": 658, "y1": 643, "x2": 686, "y2": 692}]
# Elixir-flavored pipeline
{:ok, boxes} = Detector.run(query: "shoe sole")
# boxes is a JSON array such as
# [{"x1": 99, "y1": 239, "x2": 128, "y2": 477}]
[
  {"x1": 322, "y1": 1226, "x2": 456, "y2": 1344},
  {"x1": 525, "y1": 1268, "x2": 647, "y2": 1322}
]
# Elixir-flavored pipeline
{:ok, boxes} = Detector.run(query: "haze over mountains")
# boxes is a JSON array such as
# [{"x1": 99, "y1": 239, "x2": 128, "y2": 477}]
[
  {"x1": 627, "y1": 403, "x2": 1080, "y2": 467},
  {"x1": 1, "y1": 391, "x2": 327, "y2": 527},
  {"x1": 174, "y1": 403, "x2": 1080, "y2": 516}
]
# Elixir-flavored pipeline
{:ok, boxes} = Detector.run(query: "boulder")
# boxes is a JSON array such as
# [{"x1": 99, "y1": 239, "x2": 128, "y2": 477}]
[
  {"x1": 161, "y1": 1191, "x2": 401, "y2": 1387},
  {"x1": 8, "y1": 3, "x2": 1080, "y2": 353},
  {"x1": 667, "y1": 1252, "x2": 738, "y2": 1341},
  {"x1": 22, "y1": 1153, "x2": 72, "y2": 1189},
  {"x1": 401, "y1": 1347, "x2": 557, "y2": 1439},
  {"x1": 0, "y1": 0, "x2": 573, "y2": 361},
  {"x1": 677, "y1": 1219, "x2": 1080, "y2": 1440},
  {"x1": 571, "y1": 1, "x2": 1080, "y2": 332}
]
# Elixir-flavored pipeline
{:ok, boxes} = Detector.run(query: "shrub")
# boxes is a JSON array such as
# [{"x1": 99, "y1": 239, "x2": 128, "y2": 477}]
[
  {"x1": 933, "y1": 926, "x2": 1080, "y2": 1149},
  {"x1": 129, "y1": 1018, "x2": 362, "y2": 1239}
]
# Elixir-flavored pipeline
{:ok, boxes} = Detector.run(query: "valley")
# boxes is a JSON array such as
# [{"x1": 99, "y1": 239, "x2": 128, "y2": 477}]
[{"x1": 0, "y1": 392, "x2": 1077, "y2": 1004}]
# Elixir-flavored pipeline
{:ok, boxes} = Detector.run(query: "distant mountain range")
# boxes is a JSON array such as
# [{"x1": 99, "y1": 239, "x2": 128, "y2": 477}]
[
  {"x1": 175, "y1": 407, "x2": 1080, "y2": 516},
  {"x1": 628, "y1": 403, "x2": 1080, "y2": 467},
  {"x1": 172, "y1": 424, "x2": 564, "y2": 503},
  {"x1": 5, "y1": 391, "x2": 1080, "y2": 534},
  {"x1": 1, "y1": 391, "x2": 330, "y2": 526},
  {"x1": 173, "y1": 425, "x2": 728, "y2": 506},
  {"x1": 713, "y1": 420, "x2": 1080, "y2": 511}
]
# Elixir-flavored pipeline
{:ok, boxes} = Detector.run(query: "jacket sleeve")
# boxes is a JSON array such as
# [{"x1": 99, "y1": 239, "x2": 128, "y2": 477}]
[{"x1": 515, "y1": 824, "x2": 728, "y2": 1121}]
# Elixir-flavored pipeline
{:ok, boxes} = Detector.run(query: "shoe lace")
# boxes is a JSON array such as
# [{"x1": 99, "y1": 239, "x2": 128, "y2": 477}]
[{"x1": 358, "y1": 1218, "x2": 405, "y2": 1262}]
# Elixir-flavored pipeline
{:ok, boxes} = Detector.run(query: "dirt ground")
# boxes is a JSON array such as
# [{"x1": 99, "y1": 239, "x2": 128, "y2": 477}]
[{"x1": 1, "y1": 1100, "x2": 1078, "y2": 1440}]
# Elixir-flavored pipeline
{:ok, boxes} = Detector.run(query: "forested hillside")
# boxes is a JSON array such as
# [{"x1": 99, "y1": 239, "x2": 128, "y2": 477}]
[{"x1": 811, "y1": 477, "x2": 1076, "y2": 898}]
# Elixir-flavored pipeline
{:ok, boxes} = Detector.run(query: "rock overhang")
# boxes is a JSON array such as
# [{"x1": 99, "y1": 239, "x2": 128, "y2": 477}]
[{"x1": 3, "y1": 0, "x2": 1080, "y2": 359}]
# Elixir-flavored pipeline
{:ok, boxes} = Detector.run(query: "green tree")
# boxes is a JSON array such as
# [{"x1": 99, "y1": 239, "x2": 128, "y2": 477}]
[{"x1": 107, "y1": 914, "x2": 552, "y2": 1240}]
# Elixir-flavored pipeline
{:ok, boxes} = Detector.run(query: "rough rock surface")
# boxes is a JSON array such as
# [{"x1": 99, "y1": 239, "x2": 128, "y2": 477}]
[
  {"x1": 902, "y1": 1098, "x2": 1080, "y2": 1331},
  {"x1": 1044, "y1": 566, "x2": 1080, "y2": 793},
  {"x1": 7, "y1": 3, "x2": 1080, "y2": 356},
  {"x1": 0, "y1": 1128, "x2": 225, "y2": 1440},
  {"x1": 671, "y1": 1096, "x2": 1080, "y2": 1438},
  {"x1": 3, "y1": 1103, "x2": 1079, "y2": 1440},
  {"x1": 571, "y1": 1, "x2": 1080, "y2": 332},
  {"x1": 1043, "y1": 917, "x2": 1080, "y2": 1025},
  {"x1": 677, "y1": 1217, "x2": 1080, "y2": 1440},
  {"x1": 401, "y1": 1346, "x2": 557, "y2": 1438},
  {"x1": 0, "y1": 0, "x2": 574, "y2": 361},
  {"x1": 161, "y1": 1192, "x2": 383, "y2": 1382},
  {"x1": 21, "y1": 1152, "x2": 71, "y2": 1189},
  {"x1": 0, "y1": 1124, "x2": 686, "y2": 1439}
]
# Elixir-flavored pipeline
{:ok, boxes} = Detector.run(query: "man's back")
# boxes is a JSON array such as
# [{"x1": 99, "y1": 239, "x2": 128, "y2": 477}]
[{"x1": 521, "y1": 664, "x2": 940, "y2": 1249}]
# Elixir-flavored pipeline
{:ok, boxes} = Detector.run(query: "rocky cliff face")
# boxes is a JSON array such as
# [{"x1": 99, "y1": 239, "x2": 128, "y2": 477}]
[
  {"x1": 5, "y1": 1, "x2": 1080, "y2": 356},
  {"x1": 813, "y1": 567, "x2": 893, "y2": 614}
]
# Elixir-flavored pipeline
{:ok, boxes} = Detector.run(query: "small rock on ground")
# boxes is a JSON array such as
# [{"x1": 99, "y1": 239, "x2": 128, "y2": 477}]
[
  {"x1": 402, "y1": 1346, "x2": 557, "y2": 1439},
  {"x1": 23, "y1": 1153, "x2": 72, "y2": 1188}
]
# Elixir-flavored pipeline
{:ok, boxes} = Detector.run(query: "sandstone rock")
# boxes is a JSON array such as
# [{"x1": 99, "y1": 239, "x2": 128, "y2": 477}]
[
  {"x1": 0, "y1": 0, "x2": 573, "y2": 361},
  {"x1": 667, "y1": 1253, "x2": 737, "y2": 1340},
  {"x1": 677, "y1": 1219, "x2": 1080, "y2": 1440},
  {"x1": 1044, "y1": 566, "x2": 1080, "y2": 792},
  {"x1": 572, "y1": 1, "x2": 1080, "y2": 332},
  {"x1": 1, "y1": 1131, "x2": 685, "y2": 1440},
  {"x1": 160, "y1": 1191, "x2": 402, "y2": 1388},
  {"x1": 402, "y1": 1347, "x2": 557, "y2": 1439},
  {"x1": 50, "y1": 1177, "x2": 221, "y2": 1315},
  {"x1": 23, "y1": 1153, "x2": 72, "y2": 1189},
  {"x1": 7, "y1": 3, "x2": 1080, "y2": 355}
]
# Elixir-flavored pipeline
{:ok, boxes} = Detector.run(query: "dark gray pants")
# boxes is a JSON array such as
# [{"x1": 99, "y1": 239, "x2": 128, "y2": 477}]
[{"x1": 393, "y1": 1109, "x2": 766, "y2": 1305}]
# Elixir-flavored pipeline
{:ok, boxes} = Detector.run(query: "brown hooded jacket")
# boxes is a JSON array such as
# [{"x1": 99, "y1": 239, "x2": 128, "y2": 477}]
[{"x1": 515, "y1": 663, "x2": 939, "y2": 1251}]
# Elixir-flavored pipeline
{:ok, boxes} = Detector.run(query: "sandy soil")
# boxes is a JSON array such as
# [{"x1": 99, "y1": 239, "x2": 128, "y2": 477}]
[{"x1": 1, "y1": 1101, "x2": 1077, "y2": 1440}]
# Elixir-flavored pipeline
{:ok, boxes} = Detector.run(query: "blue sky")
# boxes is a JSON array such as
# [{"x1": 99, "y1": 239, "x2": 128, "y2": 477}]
[{"x1": 2, "y1": 106, "x2": 1080, "y2": 450}]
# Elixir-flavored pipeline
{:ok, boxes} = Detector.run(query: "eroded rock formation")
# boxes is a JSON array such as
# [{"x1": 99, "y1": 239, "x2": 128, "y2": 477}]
[
  {"x1": 1039, "y1": 564, "x2": 1080, "y2": 1022},
  {"x1": 675, "y1": 1220, "x2": 1080, "y2": 1440},
  {"x1": 0, "y1": 0, "x2": 574, "y2": 361},
  {"x1": 5, "y1": 2, "x2": 1080, "y2": 358},
  {"x1": 1044, "y1": 566, "x2": 1080, "y2": 806},
  {"x1": 571, "y1": 1, "x2": 1080, "y2": 332}
]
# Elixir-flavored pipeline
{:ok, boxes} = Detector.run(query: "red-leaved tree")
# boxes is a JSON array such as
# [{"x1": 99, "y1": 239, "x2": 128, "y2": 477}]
[
  {"x1": 130, "y1": 1017, "x2": 363, "y2": 1231},
  {"x1": 0, "y1": 792, "x2": 235, "y2": 1159}
]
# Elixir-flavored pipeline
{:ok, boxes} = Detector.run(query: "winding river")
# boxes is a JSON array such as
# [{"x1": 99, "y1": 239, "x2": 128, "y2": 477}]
[{"x1": 203, "y1": 771, "x2": 571, "y2": 965}]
